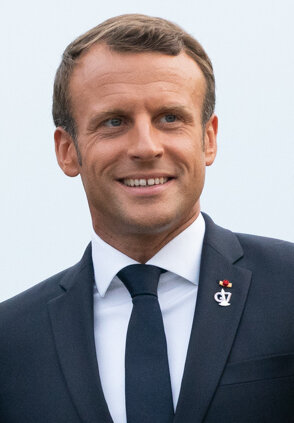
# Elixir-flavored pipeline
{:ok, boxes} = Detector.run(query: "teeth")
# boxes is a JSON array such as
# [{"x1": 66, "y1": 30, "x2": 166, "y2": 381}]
[{"x1": 123, "y1": 177, "x2": 169, "y2": 187}]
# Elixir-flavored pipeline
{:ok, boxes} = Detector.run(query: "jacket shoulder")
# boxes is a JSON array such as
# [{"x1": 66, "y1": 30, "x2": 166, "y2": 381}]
[
  {"x1": 0, "y1": 263, "x2": 77, "y2": 323},
  {"x1": 235, "y1": 232, "x2": 294, "y2": 274},
  {"x1": 0, "y1": 244, "x2": 92, "y2": 320}
]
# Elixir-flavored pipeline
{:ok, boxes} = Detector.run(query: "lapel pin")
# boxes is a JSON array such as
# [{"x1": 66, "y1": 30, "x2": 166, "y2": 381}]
[
  {"x1": 214, "y1": 288, "x2": 232, "y2": 307},
  {"x1": 219, "y1": 279, "x2": 232, "y2": 288}
]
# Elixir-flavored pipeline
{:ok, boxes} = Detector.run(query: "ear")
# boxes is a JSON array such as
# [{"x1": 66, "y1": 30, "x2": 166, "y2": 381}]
[
  {"x1": 204, "y1": 114, "x2": 218, "y2": 166},
  {"x1": 54, "y1": 127, "x2": 80, "y2": 177}
]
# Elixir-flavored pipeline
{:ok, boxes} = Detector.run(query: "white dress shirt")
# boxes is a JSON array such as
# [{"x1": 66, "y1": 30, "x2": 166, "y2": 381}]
[{"x1": 91, "y1": 213, "x2": 205, "y2": 423}]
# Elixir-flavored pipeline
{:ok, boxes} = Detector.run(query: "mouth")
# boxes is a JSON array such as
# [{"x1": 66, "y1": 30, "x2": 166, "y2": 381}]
[{"x1": 120, "y1": 177, "x2": 172, "y2": 187}]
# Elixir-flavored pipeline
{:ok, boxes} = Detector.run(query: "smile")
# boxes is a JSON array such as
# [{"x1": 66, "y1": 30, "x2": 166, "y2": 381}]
[{"x1": 122, "y1": 177, "x2": 169, "y2": 187}]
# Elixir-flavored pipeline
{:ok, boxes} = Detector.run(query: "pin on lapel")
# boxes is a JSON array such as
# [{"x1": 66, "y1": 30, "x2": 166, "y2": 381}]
[
  {"x1": 214, "y1": 280, "x2": 232, "y2": 306},
  {"x1": 219, "y1": 279, "x2": 232, "y2": 288}
]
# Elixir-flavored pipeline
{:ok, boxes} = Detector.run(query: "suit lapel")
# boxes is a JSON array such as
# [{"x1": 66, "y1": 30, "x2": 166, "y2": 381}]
[
  {"x1": 48, "y1": 245, "x2": 113, "y2": 423},
  {"x1": 174, "y1": 214, "x2": 252, "y2": 423}
]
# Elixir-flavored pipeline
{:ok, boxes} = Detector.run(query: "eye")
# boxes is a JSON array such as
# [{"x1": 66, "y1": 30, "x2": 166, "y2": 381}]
[
  {"x1": 160, "y1": 114, "x2": 178, "y2": 123},
  {"x1": 104, "y1": 117, "x2": 123, "y2": 127}
]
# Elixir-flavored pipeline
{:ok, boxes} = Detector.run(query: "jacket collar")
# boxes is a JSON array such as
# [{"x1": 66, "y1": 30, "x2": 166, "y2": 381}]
[
  {"x1": 48, "y1": 244, "x2": 114, "y2": 423},
  {"x1": 174, "y1": 213, "x2": 252, "y2": 422}
]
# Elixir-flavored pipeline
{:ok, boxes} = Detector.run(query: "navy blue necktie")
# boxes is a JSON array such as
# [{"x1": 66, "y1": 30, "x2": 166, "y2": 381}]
[{"x1": 118, "y1": 264, "x2": 174, "y2": 423}]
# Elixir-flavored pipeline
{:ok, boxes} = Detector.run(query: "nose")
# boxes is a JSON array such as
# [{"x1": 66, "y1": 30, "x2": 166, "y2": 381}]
[{"x1": 128, "y1": 119, "x2": 164, "y2": 161}]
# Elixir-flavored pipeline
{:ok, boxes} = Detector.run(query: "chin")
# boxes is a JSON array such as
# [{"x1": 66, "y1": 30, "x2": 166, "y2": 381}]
[{"x1": 123, "y1": 212, "x2": 183, "y2": 235}]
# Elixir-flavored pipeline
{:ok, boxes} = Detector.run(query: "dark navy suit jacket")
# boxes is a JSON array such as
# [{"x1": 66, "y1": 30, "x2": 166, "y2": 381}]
[{"x1": 1, "y1": 214, "x2": 294, "y2": 422}]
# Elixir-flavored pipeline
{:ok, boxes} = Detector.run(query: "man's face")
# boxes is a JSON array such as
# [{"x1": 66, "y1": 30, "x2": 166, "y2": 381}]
[{"x1": 55, "y1": 44, "x2": 217, "y2": 240}]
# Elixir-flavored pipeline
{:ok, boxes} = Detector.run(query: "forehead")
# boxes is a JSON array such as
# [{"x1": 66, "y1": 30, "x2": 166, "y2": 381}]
[{"x1": 69, "y1": 44, "x2": 206, "y2": 113}]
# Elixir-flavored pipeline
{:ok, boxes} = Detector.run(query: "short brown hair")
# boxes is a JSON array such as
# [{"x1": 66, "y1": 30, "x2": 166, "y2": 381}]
[{"x1": 52, "y1": 14, "x2": 215, "y2": 140}]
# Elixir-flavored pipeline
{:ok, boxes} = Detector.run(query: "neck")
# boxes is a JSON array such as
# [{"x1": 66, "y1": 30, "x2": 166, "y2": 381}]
[{"x1": 92, "y1": 212, "x2": 200, "y2": 263}]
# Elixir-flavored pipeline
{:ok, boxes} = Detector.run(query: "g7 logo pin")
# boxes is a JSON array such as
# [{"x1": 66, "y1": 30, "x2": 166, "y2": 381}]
[{"x1": 214, "y1": 288, "x2": 232, "y2": 307}]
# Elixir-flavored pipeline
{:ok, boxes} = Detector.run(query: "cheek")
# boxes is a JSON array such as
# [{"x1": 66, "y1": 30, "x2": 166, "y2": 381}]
[
  {"x1": 81, "y1": 144, "x2": 121, "y2": 177},
  {"x1": 169, "y1": 141, "x2": 205, "y2": 173}
]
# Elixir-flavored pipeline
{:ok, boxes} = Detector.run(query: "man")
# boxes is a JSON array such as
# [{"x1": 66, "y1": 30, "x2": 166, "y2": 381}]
[{"x1": 0, "y1": 14, "x2": 293, "y2": 423}]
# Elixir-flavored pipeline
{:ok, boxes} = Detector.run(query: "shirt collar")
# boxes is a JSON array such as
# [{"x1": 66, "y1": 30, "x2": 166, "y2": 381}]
[{"x1": 91, "y1": 213, "x2": 205, "y2": 297}]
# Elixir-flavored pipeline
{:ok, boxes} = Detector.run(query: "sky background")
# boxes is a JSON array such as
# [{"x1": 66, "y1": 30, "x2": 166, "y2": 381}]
[{"x1": 1, "y1": 0, "x2": 293, "y2": 301}]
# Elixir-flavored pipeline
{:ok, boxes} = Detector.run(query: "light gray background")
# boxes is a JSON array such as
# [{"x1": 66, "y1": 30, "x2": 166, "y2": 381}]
[{"x1": 1, "y1": 0, "x2": 293, "y2": 302}]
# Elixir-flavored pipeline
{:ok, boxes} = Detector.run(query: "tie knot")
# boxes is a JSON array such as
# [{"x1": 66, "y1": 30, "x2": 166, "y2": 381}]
[{"x1": 118, "y1": 264, "x2": 164, "y2": 297}]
